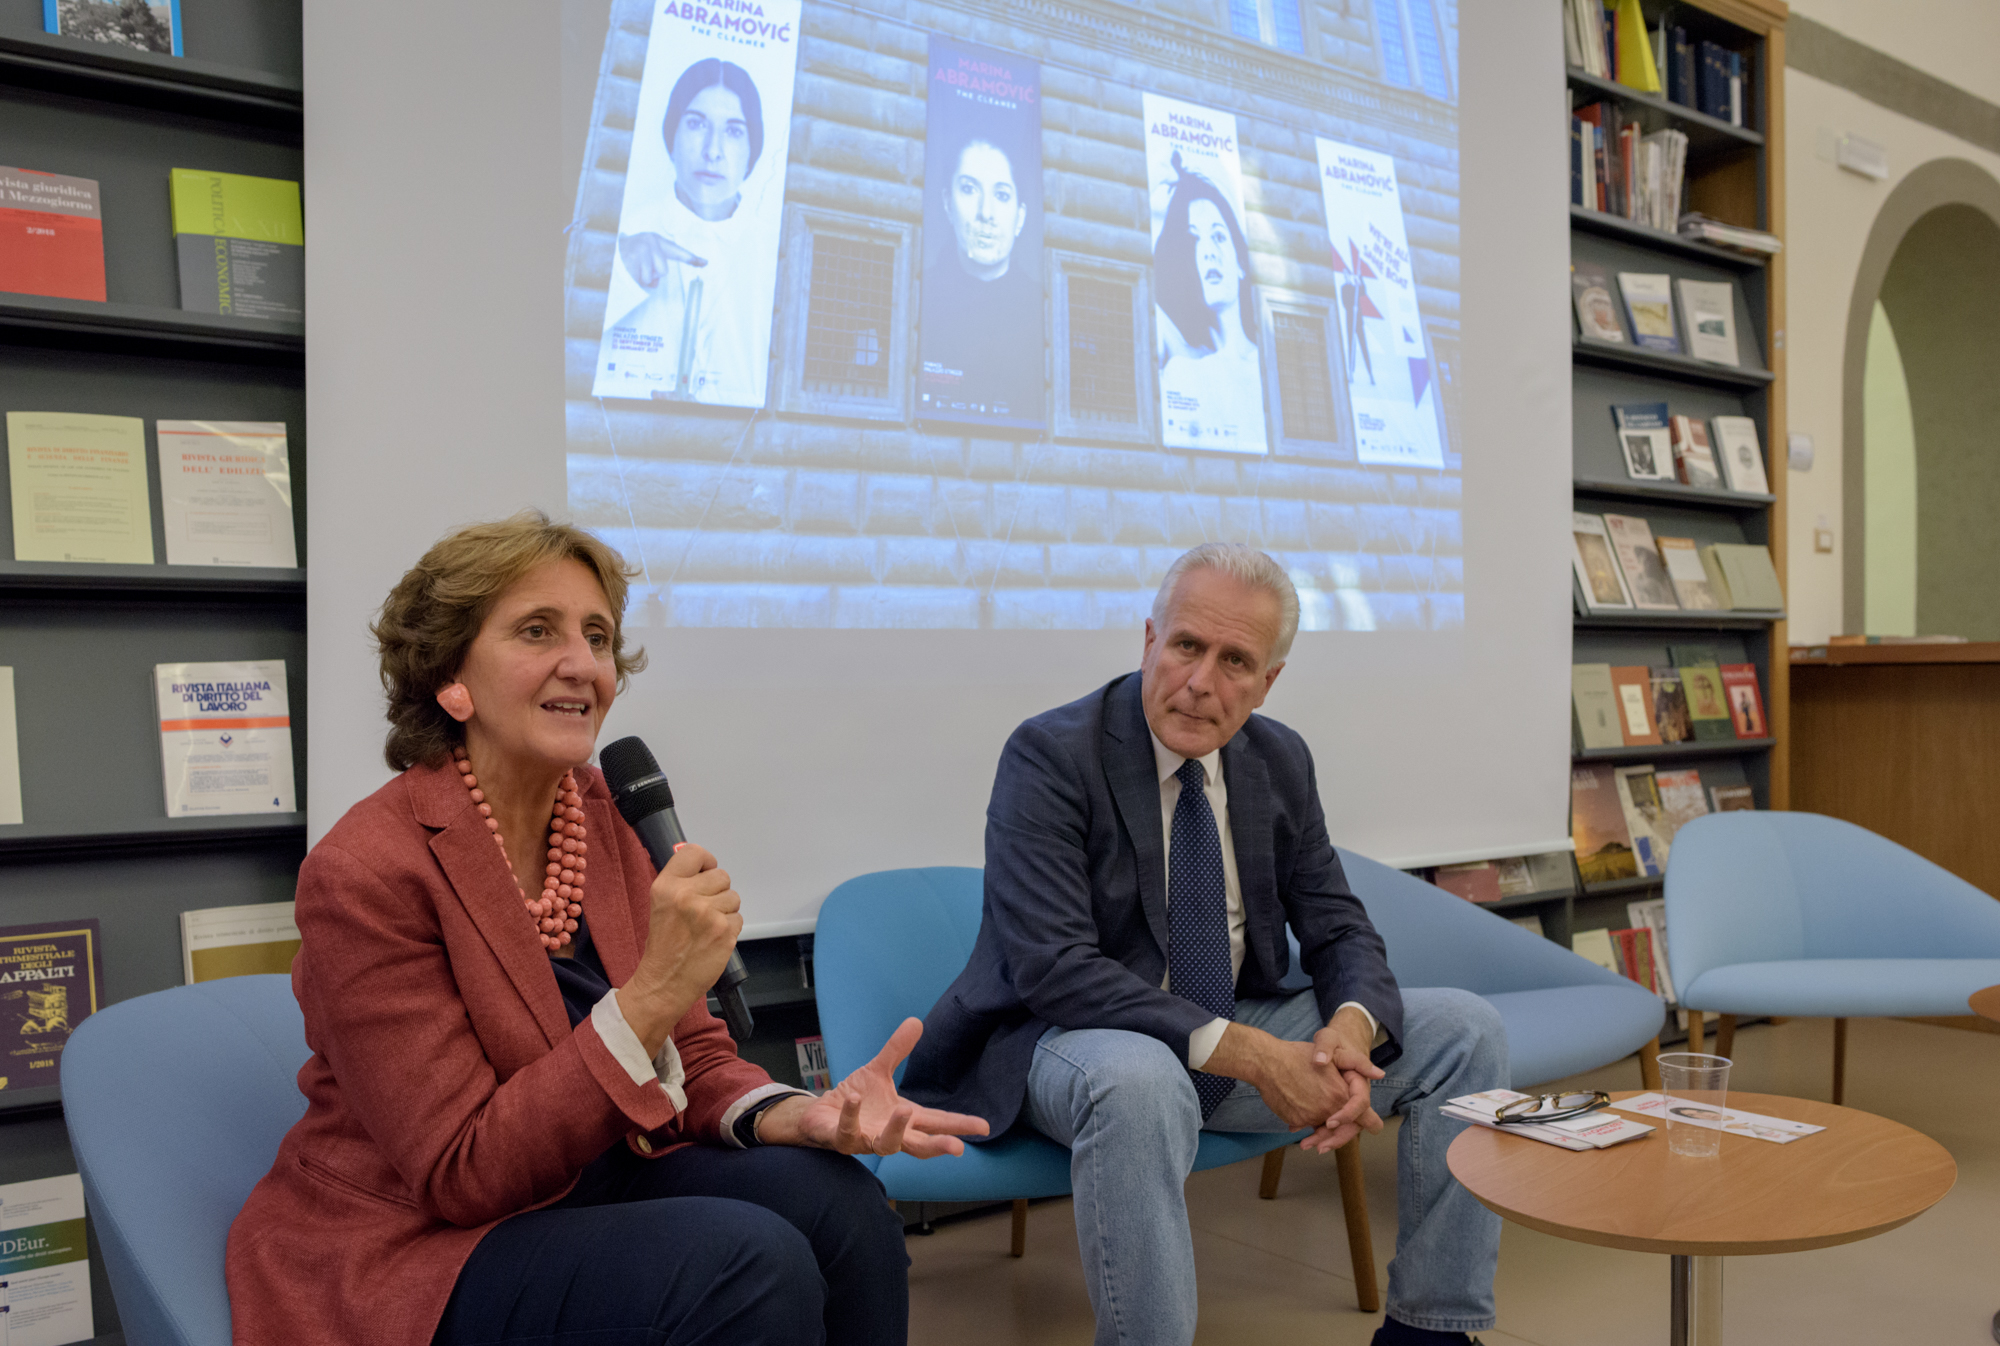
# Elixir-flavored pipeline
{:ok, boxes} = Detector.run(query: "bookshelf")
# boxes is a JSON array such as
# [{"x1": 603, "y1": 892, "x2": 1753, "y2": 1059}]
[
  {"x1": 1568, "y1": 0, "x2": 1789, "y2": 965},
  {"x1": 0, "y1": 5, "x2": 305, "y2": 1337}
]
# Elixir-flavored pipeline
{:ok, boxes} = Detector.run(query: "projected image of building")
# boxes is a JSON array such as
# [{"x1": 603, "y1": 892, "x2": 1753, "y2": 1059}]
[{"x1": 563, "y1": 0, "x2": 1461, "y2": 632}]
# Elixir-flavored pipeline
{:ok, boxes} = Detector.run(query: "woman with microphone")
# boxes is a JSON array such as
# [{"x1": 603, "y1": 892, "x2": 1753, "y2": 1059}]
[{"x1": 227, "y1": 512, "x2": 984, "y2": 1345}]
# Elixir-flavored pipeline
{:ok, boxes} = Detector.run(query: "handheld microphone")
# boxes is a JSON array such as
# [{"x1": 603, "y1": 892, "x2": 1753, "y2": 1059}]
[{"x1": 597, "y1": 736, "x2": 754, "y2": 1043}]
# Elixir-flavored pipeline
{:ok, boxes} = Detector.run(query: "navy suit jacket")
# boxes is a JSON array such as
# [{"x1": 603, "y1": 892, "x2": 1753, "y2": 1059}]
[{"x1": 900, "y1": 673, "x2": 1405, "y2": 1137}]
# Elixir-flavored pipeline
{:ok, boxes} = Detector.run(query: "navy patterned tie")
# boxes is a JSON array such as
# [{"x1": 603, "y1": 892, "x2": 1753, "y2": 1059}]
[{"x1": 1168, "y1": 757, "x2": 1237, "y2": 1120}]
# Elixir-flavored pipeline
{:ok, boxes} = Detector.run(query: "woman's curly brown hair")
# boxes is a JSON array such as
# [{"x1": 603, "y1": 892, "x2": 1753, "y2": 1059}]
[{"x1": 371, "y1": 511, "x2": 648, "y2": 771}]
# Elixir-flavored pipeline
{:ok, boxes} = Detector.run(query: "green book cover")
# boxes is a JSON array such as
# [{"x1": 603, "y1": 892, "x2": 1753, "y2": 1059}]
[
  {"x1": 170, "y1": 168, "x2": 303, "y2": 322},
  {"x1": 1679, "y1": 664, "x2": 1738, "y2": 741},
  {"x1": 1665, "y1": 644, "x2": 1720, "y2": 668}
]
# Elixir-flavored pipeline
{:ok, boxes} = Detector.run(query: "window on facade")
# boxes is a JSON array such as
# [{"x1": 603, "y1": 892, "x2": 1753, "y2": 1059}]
[
  {"x1": 1067, "y1": 276, "x2": 1138, "y2": 422},
  {"x1": 1374, "y1": 0, "x2": 1453, "y2": 100},
  {"x1": 1229, "y1": 0, "x2": 1305, "y2": 55},
  {"x1": 803, "y1": 234, "x2": 895, "y2": 396},
  {"x1": 1272, "y1": 310, "x2": 1337, "y2": 442}
]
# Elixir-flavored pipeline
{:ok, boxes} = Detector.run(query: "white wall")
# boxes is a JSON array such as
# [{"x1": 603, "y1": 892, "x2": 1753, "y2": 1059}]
[{"x1": 1781, "y1": 1, "x2": 2000, "y2": 642}]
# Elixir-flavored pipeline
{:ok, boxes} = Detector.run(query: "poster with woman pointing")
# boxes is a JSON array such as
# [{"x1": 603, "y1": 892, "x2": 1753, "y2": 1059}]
[
  {"x1": 590, "y1": 0, "x2": 802, "y2": 407},
  {"x1": 1143, "y1": 93, "x2": 1267, "y2": 455}
]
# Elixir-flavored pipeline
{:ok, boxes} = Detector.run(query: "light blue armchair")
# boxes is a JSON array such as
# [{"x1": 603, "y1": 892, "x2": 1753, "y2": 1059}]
[{"x1": 1665, "y1": 811, "x2": 2000, "y2": 1101}]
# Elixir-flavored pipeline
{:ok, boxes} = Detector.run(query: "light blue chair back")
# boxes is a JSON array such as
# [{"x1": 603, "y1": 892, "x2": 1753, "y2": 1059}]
[{"x1": 61, "y1": 975, "x2": 309, "y2": 1346}]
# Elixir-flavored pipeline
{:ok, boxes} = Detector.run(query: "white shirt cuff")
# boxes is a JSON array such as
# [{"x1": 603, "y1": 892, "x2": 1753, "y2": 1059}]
[
  {"x1": 1335, "y1": 1000, "x2": 1385, "y2": 1047},
  {"x1": 1187, "y1": 1017, "x2": 1230, "y2": 1071},
  {"x1": 718, "y1": 1083, "x2": 813, "y2": 1148},
  {"x1": 590, "y1": 989, "x2": 687, "y2": 1113}
]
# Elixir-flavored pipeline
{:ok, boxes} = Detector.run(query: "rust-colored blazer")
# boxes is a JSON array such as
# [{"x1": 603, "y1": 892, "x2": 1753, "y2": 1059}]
[{"x1": 225, "y1": 760, "x2": 772, "y2": 1346}]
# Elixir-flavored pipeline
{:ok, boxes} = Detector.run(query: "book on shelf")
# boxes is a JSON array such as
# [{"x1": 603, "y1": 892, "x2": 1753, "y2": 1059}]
[
  {"x1": 1710, "y1": 415, "x2": 1770, "y2": 493},
  {"x1": 6, "y1": 411, "x2": 155, "y2": 564},
  {"x1": 1699, "y1": 542, "x2": 1784, "y2": 610},
  {"x1": 1668, "y1": 415, "x2": 1724, "y2": 489},
  {"x1": 1655, "y1": 767, "x2": 1712, "y2": 843},
  {"x1": 171, "y1": 169, "x2": 305, "y2": 322},
  {"x1": 1571, "y1": 512, "x2": 1634, "y2": 612},
  {"x1": 1679, "y1": 665, "x2": 1738, "y2": 741},
  {"x1": 1650, "y1": 666, "x2": 1693, "y2": 743},
  {"x1": 155, "y1": 659, "x2": 297, "y2": 817},
  {"x1": 795, "y1": 1035, "x2": 833, "y2": 1094},
  {"x1": 1617, "y1": 272, "x2": 1680, "y2": 353},
  {"x1": 1609, "y1": 665, "x2": 1661, "y2": 745},
  {"x1": 1626, "y1": 896, "x2": 1678, "y2": 1003},
  {"x1": 44, "y1": 0, "x2": 183, "y2": 56},
  {"x1": 1608, "y1": 926, "x2": 1657, "y2": 994},
  {"x1": 1609, "y1": 0, "x2": 1661, "y2": 92},
  {"x1": 1657, "y1": 536, "x2": 1722, "y2": 610},
  {"x1": 1664, "y1": 642, "x2": 1720, "y2": 667},
  {"x1": 0, "y1": 1171, "x2": 94, "y2": 1339},
  {"x1": 1572, "y1": 663, "x2": 1624, "y2": 750},
  {"x1": 1612, "y1": 765, "x2": 1670, "y2": 875},
  {"x1": 181, "y1": 902, "x2": 300, "y2": 983},
  {"x1": 0, "y1": 918, "x2": 103, "y2": 1093},
  {"x1": 1570, "y1": 927, "x2": 1620, "y2": 973},
  {"x1": 1502, "y1": 853, "x2": 1572, "y2": 897},
  {"x1": 1720, "y1": 663, "x2": 1768, "y2": 737},
  {"x1": 1571, "y1": 762, "x2": 1639, "y2": 884},
  {"x1": 157, "y1": 420, "x2": 299, "y2": 568},
  {"x1": 1603, "y1": 513, "x2": 1681, "y2": 610},
  {"x1": 1508, "y1": 913, "x2": 1545, "y2": 938},
  {"x1": 1611, "y1": 402, "x2": 1674, "y2": 481},
  {"x1": 1657, "y1": 20, "x2": 1696, "y2": 109},
  {"x1": 0, "y1": 166, "x2": 105, "y2": 303},
  {"x1": 1710, "y1": 783, "x2": 1756, "y2": 811},
  {"x1": 1697, "y1": 40, "x2": 1745, "y2": 126},
  {"x1": 1571, "y1": 262, "x2": 1628, "y2": 344},
  {"x1": 1433, "y1": 862, "x2": 1502, "y2": 905},
  {"x1": 1679, "y1": 214, "x2": 1782, "y2": 256},
  {"x1": 0, "y1": 666, "x2": 18, "y2": 827},
  {"x1": 1675, "y1": 279, "x2": 1741, "y2": 366}
]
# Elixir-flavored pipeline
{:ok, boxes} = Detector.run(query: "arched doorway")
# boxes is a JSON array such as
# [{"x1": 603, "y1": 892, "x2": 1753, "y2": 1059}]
[{"x1": 1842, "y1": 160, "x2": 2000, "y2": 637}]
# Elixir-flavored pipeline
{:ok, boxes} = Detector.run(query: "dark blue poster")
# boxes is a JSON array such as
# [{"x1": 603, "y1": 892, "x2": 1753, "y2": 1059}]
[{"x1": 917, "y1": 37, "x2": 1045, "y2": 431}]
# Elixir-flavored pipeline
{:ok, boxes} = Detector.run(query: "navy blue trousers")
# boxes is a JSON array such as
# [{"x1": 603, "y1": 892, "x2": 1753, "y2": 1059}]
[{"x1": 431, "y1": 1141, "x2": 908, "y2": 1346}]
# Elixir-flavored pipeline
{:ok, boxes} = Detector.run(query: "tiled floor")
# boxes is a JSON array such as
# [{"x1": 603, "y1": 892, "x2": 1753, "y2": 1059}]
[{"x1": 907, "y1": 1015, "x2": 2000, "y2": 1344}]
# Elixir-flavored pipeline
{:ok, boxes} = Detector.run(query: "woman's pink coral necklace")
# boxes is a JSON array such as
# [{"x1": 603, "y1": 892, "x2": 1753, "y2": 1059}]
[{"x1": 453, "y1": 749, "x2": 587, "y2": 951}]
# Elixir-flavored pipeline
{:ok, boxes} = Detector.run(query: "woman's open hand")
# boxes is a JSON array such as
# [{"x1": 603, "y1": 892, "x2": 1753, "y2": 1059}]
[{"x1": 754, "y1": 1018, "x2": 989, "y2": 1157}]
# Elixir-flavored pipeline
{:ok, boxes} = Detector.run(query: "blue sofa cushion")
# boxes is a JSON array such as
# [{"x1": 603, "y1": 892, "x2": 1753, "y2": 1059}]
[{"x1": 1678, "y1": 959, "x2": 2000, "y2": 1018}]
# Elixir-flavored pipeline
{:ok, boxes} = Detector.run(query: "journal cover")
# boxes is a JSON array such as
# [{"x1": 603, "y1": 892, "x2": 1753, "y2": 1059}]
[
  {"x1": 155, "y1": 659, "x2": 296, "y2": 817},
  {"x1": 1669, "y1": 414, "x2": 1724, "y2": 489},
  {"x1": 0, "y1": 166, "x2": 105, "y2": 302},
  {"x1": 1571, "y1": 261, "x2": 1627, "y2": 343},
  {"x1": 1609, "y1": 665, "x2": 1660, "y2": 746},
  {"x1": 1679, "y1": 664, "x2": 1737, "y2": 741},
  {"x1": 1611, "y1": 402, "x2": 1674, "y2": 480},
  {"x1": 1656, "y1": 536, "x2": 1721, "y2": 610},
  {"x1": 156, "y1": 420, "x2": 298, "y2": 567},
  {"x1": 1571, "y1": 762, "x2": 1639, "y2": 884},
  {"x1": 1616, "y1": 272, "x2": 1679, "y2": 353},
  {"x1": 1602, "y1": 513, "x2": 1680, "y2": 610},
  {"x1": 1612, "y1": 765, "x2": 1670, "y2": 875},
  {"x1": 180, "y1": 902, "x2": 300, "y2": 983},
  {"x1": 170, "y1": 169, "x2": 304, "y2": 321},
  {"x1": 0, "y1": 919, "x2": 102, "y2": 1094},
  {"x1": 1711, "y1": 415, "x2": 1770, "y2": 493},
  {"x1": 5, "y1": 410, "x2": 154, "y2": 564},
  {"x1": 1676, "y1": 279, "x2": 1740, "y2": 366},
  {"x1": 1720, "y1": 663, "x2": 1768, "y2": 737},
  {"x1": 1571, "y1": 513, "x2": 1633, "y2": 611},
  {"x1": 1650, "y1": 667, "x2": 1693, "y2": 743},
  {"x1": 1571, "y1": 663, "x2": 1624, "y2": 750},
  {"x1": 43, "y1": 0, "x2": 181, "y2": 55}
]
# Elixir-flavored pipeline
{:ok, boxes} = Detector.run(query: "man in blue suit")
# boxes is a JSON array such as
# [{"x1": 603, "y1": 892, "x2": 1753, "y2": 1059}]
[{"x1": 901, "y1": 543, "x2": 1506, "y2": 1346}]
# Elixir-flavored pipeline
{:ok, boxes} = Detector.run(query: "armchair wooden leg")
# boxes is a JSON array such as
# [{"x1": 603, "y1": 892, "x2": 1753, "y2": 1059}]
[
  {"x1": 1334, "y1": 1138, "x2": 1381, "y2": 1314},
  {"x1": 1638, "y1": 1035, "x2": 1662, "y2": 1091},
  {"x1": 1714, "y1": 1014, "x2": 1738, "y2": 1060},
  {"x1": 1832, "y1": 1018, "x2": 1848, "y2": 1106},
  {"x1": 1687, "y1": 1009, "x2": 1705, "y2": 1054},
  {"x1": 1010, "y1": 1199, "x2": 1028, "y2": 1258},
  {"x1": 1258, "y1": 1146, "x2": 1286, "y2": 1200}
]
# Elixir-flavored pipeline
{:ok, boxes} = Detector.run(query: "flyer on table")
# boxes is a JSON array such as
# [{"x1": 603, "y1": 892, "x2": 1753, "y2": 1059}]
[
  {"x1": 4, "y1": 412, "x2": 153, "y2": 565},
  {"x1": 1144, "y1": 92, "x2": 1268, "y2": 454},
  {"x1": 1316, "y1": 139, "x2": 1446, "y2": 469},
  {"x1": 156, "y1": 421, "x2": 298, "y2": 568},
  {"x1": 154, "y1": 660, "x2": 296, "y2": 817},
  {"x1": 0, "y1": 1173, "x2": 92, "y2": 1346},
  {"x1": 589, "y1": 0, "x2": 802, "y2": 407},
  {"x1": 0, "y1": 920, "x2": 102, "y2": 1096}
]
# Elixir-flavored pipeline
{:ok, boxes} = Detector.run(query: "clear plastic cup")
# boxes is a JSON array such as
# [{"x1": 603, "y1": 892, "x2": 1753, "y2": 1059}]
[{"x1": 1658, "y1": 1052, "x2": 1732, "y2": 1157}]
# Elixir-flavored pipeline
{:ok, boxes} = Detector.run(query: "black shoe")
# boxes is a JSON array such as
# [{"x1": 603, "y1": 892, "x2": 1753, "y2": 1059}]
[{"x1": 1371, "y1": 1316, "x2": 1487, "y2": 1346}]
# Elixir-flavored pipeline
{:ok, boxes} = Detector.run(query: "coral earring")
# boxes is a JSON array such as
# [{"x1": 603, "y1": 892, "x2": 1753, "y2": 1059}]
[{"x1": 436, "y1": 682, "x2": 475, "y2": 722}]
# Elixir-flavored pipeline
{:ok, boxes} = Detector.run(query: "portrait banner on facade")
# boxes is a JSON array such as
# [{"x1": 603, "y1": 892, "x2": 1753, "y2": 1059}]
[
  {"x1": 917, "y1": 36, "x2": 1045, "y2": 431},
  {"x1": 1315, "y1": 138, "x2": 1445, "y2": 469},
  {"x1": 590, "y1": 0, "x2": 802, "y2": 408},
  {"x1": 1143, "y1": 93, "x2": 1267, "y2": 455}
]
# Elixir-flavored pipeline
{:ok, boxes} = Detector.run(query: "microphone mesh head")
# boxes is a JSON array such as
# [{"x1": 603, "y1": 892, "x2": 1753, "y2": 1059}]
[{"x1": 597, "y1": 735, "x2": 675, "y2": 823}]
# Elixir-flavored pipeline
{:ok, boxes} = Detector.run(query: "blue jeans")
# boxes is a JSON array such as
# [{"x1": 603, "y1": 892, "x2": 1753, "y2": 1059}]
[{"x1": 1026, "y1": 987, "x2": 1506, "y2": 1344}]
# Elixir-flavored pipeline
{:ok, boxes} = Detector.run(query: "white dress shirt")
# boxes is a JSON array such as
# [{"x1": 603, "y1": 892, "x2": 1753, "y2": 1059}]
[
  {"x1": 1151, "y1": 732, "x2": 1378, "y2": 1069},
  {"x1": 591, "y1": 989, "x2": 806, "y2": 1146}
]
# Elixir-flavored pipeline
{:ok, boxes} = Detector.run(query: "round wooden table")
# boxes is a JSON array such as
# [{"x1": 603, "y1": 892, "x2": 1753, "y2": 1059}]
[
  {"x1": 1447, "y1": 1090, "x2": 1956, "y2": 1345},
  {"x1": 1974, "y1": 987, "x2": 2000, "y2": 1344}
]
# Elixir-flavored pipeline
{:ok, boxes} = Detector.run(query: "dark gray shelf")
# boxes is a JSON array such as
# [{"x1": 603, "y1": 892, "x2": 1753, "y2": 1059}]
[
  {"x1": 0, "y1": 30, "x2": 299, "y2": 126},
  {"x1": 1566, "y1": 67, "x2": 1764, "y2": 153},
  {"x1": 0, "y1": 815, "x2": 306, "y2": 858},
  {"x1": 1570, "y1": 206, "x2": 1769, "y2": 270},
  {"x1": 1580, "y1": 874, "x2": 1665, "y2": 898},
  {"x1": 0, "y1": 294, "x2": 303, "y2": 361},
  {"x1": 1576, "y1": 737, "x2": 1776, "y2": 763},
  {"x1": 1574, "y1": 477, "x2": 1775, "y2": 511},
  {"x1": 1572, "y1": 339, "x2": 1774, "y2": 390},
  {"x1": 1575, "y1": 609, "x2": 1783, "y2": 629},
  {"x1": 1483, "y1": 887, "x2": 1575, "y2": 912},
  {"x1": 0, "y1": 560, "x2": 304, "y2": 599}
]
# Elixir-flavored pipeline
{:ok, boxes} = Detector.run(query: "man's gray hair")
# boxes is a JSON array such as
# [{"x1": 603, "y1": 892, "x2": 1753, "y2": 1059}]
[{"x1": 1150, "y1": 543, "x2": 1300, "y2": 666}]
